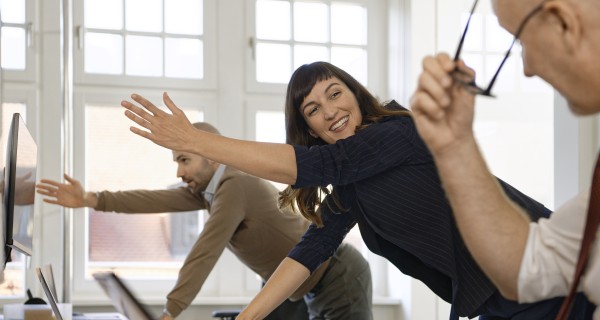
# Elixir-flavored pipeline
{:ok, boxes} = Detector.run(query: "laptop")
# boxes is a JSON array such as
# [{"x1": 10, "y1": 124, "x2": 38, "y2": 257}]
[
  {"x1": 36, "y1": 267, "x2": 126, "y2": 320},
  {"x1": 93, "y1": 271, "x2": 156, "y2": 320},
  {"x1": 36, "y1": 267, "x2": 64, "y2": 320}
]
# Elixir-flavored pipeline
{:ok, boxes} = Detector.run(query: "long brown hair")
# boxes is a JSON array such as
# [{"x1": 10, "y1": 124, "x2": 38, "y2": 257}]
[{"x1": 278, "y1": 61, "x2": 411, "y2": 226}]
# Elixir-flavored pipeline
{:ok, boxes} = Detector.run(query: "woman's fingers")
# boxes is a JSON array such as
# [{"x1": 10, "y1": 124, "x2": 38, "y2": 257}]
[
  {"x1": 131, "y1": 93, "x2": 164, "y2": 116},
  {"x1": 162, "y1": 92, "x2": 182, "y2": 115}
]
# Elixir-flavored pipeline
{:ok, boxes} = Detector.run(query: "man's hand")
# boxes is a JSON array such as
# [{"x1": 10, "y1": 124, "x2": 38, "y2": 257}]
[
  {"x1": 36, "y1": 173, "x2": 96, "y2": 208},
  {"x1": 410, "y1": 53, "x2": 477, "y2": 157}
]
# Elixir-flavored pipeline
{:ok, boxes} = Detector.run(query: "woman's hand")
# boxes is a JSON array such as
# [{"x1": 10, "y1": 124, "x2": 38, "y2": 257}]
[{"x1": 121, "y1": 92, "x2": 197, "y2": 153}]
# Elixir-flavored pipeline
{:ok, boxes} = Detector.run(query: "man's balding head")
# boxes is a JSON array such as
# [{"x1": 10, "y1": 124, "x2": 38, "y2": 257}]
[
  {"x1": 192, "y1": 122, "x2": 221, "y2": 135},
  {"x1": 492, "y1": 0, "x2": 600, "y2": 115}
]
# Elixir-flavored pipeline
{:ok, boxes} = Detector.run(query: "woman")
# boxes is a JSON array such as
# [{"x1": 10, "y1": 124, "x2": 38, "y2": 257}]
[{"x1": 121, "y1": 62, "x2": 588, "y2": 319}]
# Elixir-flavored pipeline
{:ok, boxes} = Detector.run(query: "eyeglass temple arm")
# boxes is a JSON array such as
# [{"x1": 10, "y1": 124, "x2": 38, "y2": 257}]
[
  {"x1": 454, "y1": 0, "x2": 480, "y2": 61},
  {"x1": 483, "y1": 37, "x2": 517, "y2": 95},
  {"x1": 483, "y1": 1, "x2": 545, "y2": 95}
]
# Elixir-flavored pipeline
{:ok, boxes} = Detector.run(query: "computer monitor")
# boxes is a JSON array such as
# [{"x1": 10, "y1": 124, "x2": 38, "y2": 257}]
[{"x1": 3, "y1": 113, "x2": 37, "y2": 263}]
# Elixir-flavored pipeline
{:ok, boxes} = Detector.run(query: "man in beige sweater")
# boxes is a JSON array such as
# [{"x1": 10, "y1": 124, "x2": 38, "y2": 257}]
[{"x1": 36, "y1": 122, "x2": 372, "y2": 319}]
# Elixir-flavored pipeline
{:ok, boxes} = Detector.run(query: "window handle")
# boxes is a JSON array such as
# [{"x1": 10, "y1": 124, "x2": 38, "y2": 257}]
[
  {"x1": 27, "y1": 22, "x2": 33, "y2": 48},
  {"x1": 249, "y1": 36, "x2": 255, "y2": 60},
  {"x1": 76, "y1": 25, "x2": 84, "y2": 50}
]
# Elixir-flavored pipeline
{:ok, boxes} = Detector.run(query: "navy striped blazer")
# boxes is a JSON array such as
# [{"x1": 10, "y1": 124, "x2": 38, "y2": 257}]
[{"x1": 287, "y1": 103, "x2": 551, "y2": 317}]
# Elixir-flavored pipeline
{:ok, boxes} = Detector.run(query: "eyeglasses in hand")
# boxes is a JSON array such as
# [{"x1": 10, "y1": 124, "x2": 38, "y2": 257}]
[{"x1": 452, "y1": 0, "x2": 548, "y2": 97}]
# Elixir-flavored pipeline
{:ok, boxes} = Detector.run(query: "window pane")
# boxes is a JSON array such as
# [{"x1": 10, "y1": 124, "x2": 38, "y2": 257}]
[
  {"x1": 256, "y1": 0, "x2": 290, "y2": 40},
  {"x1": 331, "y1": 4, "x2": 366, "y2": 45},
  {"x1": 165, "y1": 0, "x2": 203, "y2": 35},
  {"x1": 294, "y1": 45, "x2": 328, "y2": 70},
  {"x1": 126, "y1": 0, "x2": 162, "y2": 32},
  {"x1": 126, "y1": 35, "x2": 163, "y2": 77},
  {"x1": 85, "y1": 0, "x2": 123, "y2": 30},
  {"x1": 256, "y1": 111, "x2": 285, "y2": 143},
  {"x1": 485, "y1": 54, "x2": 517, "y2": 93},
  {"x1": 256, "y1": 111, "x2": 286, "y2": 190},
  {"x1": 1, "y1": 27, "x2": 26, "y2": 70},
  {"x1": 485, "y1": 14, "x2": 513, "y2": 53},
  {"x1": 85, "y1": 33, "x2": 123, "y2": 74},
  {"x1": 0, "y1": 0, "x2": 25, "y2": 23},
  {"x1": 461, "y1": 12, "x2": 483, "y2": 52},
  {"x1": 331, "y1": 47, "x2": 367, "y2": 85},
  {"x1": 461, "y1": 53, "x2": 484, "y2": 86},
  {"x1": 165, "y1": 38, "x2": 203, "y2": 79},
  {"x1": 256, "y1": 43, "x2": 291, "y2": 83},
  {"x1": 294, "y1": 2, "x2": 327, "y2": 43},
  {"x1": 85, "y1": 105, "x2": 204, "y2": 276},
  {"x1": 0, "y1": 103, "x2": 27, "y2": 299}
]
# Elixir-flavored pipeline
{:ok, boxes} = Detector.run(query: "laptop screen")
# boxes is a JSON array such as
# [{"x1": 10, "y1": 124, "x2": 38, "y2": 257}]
[
  {"x1": 93, "y1": 272, "x2": 154, "y2": 320},
  {"x1": 36, "y1": 267, "x2": 64, "y2": 320}
]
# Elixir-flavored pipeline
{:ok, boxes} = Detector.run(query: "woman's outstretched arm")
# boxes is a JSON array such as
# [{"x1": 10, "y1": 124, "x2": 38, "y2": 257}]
[
  {"x1": 237, "y1": 258, "x2": 310, "y2": 320},
  {"x1": 121, "y1": 92, "x2": 298, "y2": 185}
]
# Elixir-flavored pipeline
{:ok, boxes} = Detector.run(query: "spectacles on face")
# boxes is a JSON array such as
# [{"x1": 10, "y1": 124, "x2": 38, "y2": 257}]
[{"x1": 452, "y1": 0, "x2": 548, "y2": 97}]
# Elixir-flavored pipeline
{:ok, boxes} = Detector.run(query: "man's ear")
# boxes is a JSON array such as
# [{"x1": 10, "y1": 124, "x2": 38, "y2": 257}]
[{"x1": 544, "y1": 0, "x2": 581, "y2": 53}]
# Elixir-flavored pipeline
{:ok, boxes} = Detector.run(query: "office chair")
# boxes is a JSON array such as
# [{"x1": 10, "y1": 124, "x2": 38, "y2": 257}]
[{"x1": 212, "y1": 310, "x2": 240, "y2": 319}]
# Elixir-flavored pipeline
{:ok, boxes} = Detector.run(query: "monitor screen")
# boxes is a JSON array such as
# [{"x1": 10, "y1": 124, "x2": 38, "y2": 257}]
[
  {"x1": 0, "y1": 154, "x2": 5, "y2": 268},
  {"x1": 3, "y1": 113, "x2": 37, "y2": 260}
]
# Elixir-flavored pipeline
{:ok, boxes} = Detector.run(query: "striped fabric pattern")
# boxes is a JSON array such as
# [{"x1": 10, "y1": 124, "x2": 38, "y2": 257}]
[{"x1": 288, "y1": 106, "x2": 551, "y2": 317}]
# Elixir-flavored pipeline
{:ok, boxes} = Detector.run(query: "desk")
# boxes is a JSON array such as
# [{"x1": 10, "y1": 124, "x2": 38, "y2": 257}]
[
  {"x1": 0, "y1": 311, "x2": 127, "y2": 320},
  {"x1": 74, "y1": 313, "x2": 127, "y2": 320}
]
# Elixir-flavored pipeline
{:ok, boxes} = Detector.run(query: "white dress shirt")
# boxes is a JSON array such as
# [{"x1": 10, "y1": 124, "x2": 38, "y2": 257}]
[{"x1": 518, "y1": 190, "x2": 600, "y2": 319}]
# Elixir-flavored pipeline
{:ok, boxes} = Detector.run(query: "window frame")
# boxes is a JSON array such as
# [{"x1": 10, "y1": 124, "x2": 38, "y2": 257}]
[
  {"x1": 244, "y1": 0, "x2": 391, "y2": 299},
  {"x1": 245, "y1": 0, "x2": 386, "y2": 95},
  {"x1": 1, "y1": 0, "x2": 36, "y2": 82},
  {"x1": 69, "y1": 89, "x2": 254, "y2": 301},
  {"x1": 71, "y1": 0, "x2": 218, "y2": 90}
]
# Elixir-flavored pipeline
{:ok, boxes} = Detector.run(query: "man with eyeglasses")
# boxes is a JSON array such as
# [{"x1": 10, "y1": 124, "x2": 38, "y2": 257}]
[{"x1": 411, "y1": 0, "x2": 600, "y2": 319}]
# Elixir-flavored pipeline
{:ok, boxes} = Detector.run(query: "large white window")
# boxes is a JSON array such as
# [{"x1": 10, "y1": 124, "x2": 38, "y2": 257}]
[
  {"x1": 73, "y1": 0, "x2": 216, "y2": 89},
  {"x1": 0, "y1": 0, "x2": 37, "y2": 302},
  {"x1": 247, "y1": 0, "x2": 377, "y2": 93},
  {"x1": 70, "y1": 90, "x2": 219, "y2": 298},
  {"x1": 83, "y1": 101, "x2": 203, "y2": 277},
  {"x1": 69, "y1": 0, "x2": 223, "y2": 300},
  {"x1": 0, "y1": 0, "x2": 35, "y2": 81},
  {"x1": 245, "y1": 0, "x2": 391, "y2": 299}
]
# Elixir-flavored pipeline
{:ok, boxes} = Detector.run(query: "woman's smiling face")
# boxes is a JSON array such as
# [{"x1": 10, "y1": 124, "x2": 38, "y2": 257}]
[{"x1": 300, "y1": 77, "x2": 363, "y2": 144}]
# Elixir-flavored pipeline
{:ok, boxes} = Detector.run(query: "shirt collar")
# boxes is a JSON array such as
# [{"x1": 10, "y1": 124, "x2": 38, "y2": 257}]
[{"x1": 202, "y1": 164, "x2": 226, "y2": 205}]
